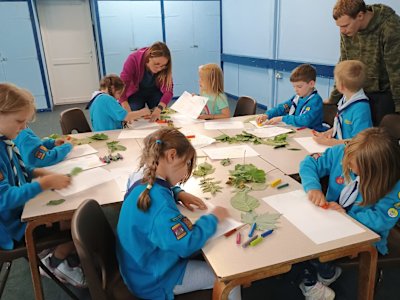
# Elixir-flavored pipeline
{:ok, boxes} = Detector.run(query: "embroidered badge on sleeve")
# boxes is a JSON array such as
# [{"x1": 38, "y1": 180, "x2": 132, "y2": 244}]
[
  {"x1": 171, "y1": 223, "x2": 187, "y2": 240},
  {"x1": 310, "y1": 153, "x2": 321, "y2": 160},
  {"x1": 283, "y1": 104, "x2": 290, "y2": 113},
  {"x1": 35, "y1": 150, "x2": 46, "y2": 160},
  {"x1": 39, "y1": 145, "x2": 48, "y2": 152},
  {"x1": 181, "y1": 217, "x2": 193, "y2": 231},
  {"x1": 388, "y1": 208, "x2": 398, "y2": 218},
  {"x1": 0, "y1": 171, "x2": 4, "y2": 181}
]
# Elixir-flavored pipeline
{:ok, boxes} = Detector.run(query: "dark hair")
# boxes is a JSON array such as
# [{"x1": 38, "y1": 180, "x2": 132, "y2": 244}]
[
  {"x1": 290, "y1": 64, "x2": 317, "y2": 83},
  {"x1": 144, "y1": 41, "x2": 173, "y2": 91},
  {"x1": 333, "y1": 0, "x2": 367, "y2": 20},
  {"x1": 99, "y1": 74, "x2": 125, "y2": 98},
  {"x1": 137, "y1": 127, "x2": 196, "y2": 211}
]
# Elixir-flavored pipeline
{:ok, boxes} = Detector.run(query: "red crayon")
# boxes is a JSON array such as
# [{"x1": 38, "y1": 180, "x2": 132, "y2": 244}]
[
  {"x1": 297, "y1": 126, "x2": 307, "y2": 131},
  {"x1": 236, "y1": 232, "x2": 241, "y2": 245}
]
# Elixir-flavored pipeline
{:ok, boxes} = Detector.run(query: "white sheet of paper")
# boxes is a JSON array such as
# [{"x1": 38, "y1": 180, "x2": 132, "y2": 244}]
[
  {"x1": 263, "y1": 190, "x2": 364, "y2": 244},
  {"x1": 109, "y1": 167, "x2": 132, "y2": 192},
  {"x1": 56, "y1": 168, "x2": 114, "y2": 197},
  {"x1": 294, "y1": 137, "x2": 329, "y2": 153},
  {"x1": 204, "y1": 121, "x2": 244, "y2": 130},
  {"x1": 247, "y1": 127, "x2": 293, "y2": 138},
  {"x1": 65, "y1": 144, "x2": 98, "y2": 160},
  {"x1": 178, "y1": 202, "x2": 244, "y2": 240},
  {"x1": 179, "y1": 129, "x2": 216, "y2": 149},
  {"x1": 118, "y1": 129, "x2": 158, "y2": 139},
  {"x1": 45, "y1": 154, "x2": 105, "y2": 174},
  {"x1": 170, "y1": 91, "x2": 208, "y2": 119},
  {"x1": 127, "y1": 119, "x2": 161, "y2": 130},
  {"x1": 202, "y1": 145, "x2": 259, "y2": 159},
  {"x1": 171, "y1": 113, "x2": 205, "y2": 125},
  {"x1": 250, "y1": 120, "x2": 289, "y2": 128}
]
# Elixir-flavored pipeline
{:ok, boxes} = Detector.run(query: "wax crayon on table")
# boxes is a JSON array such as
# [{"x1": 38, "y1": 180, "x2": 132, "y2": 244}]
[
  {"x1": 261, "y1": 229, "x2": 274, "y2": 238},
  {"x1": 248, "y1": 222, "x2": 257, "y2": 237},
  {"x1": 270, "y1": 178, "x2": 282, "y2": 188},
  {"x1": 242, "y1": 235, "x2": 259, "y2": 248},
  {"x1": 250, "y1": 236, "x2": 264, "y2": 246},
  {"x1": 277, "y1": 183, "x2": 289, "y2": 189},
  {"x1": 236, "y1": 232, "x2": 241, "y2": 245}
]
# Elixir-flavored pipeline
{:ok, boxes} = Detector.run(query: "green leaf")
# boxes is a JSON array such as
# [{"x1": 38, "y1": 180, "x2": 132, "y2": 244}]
[
  {"x1": 220, "y1": 158, "x2": 231, "y2": 166},
  {"x1": 199, "y1": 178, "x2": 222, "y2": 195},
  {"x1": 231, "y1": 191, "x2": 260, "y2": 212},
  {"x1": 106, "y1": 141, "x2": 127, "y2": 153},
  {"x1": 69, "y1": 167, "x2": 83, "y2": 177},
  {"x1": 193, "y1": 162, "x2": 215, "y2": 177},
  {"x1": 46, "y1": 199, "x2": 66, "y2": 206},
  {"x1": 241, "y1": 211, "x2": 281, "y2": 230},
  {"x1": 89, "y1": 133, "x2": 109, "y2": 140},
  {"x1": 48, "y1": 133, "x2": 62, "y2": 139},
  {"x1": 228, "y1": 163, "x2": 266, "y2": 189}
]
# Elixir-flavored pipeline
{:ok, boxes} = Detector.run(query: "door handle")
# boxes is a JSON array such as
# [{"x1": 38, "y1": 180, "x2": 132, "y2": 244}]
[{"x1": 275, "y1": 72, "x2": 283, "y2": 79}]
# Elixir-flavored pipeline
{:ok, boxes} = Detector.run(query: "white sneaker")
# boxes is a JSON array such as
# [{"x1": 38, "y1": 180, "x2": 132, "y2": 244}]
[
  {"x1": 54, "y1": 261, "x2": 87, "y2": 288},
  {"x1": 299, "y1": 281, "x2": 335, "y2": 300},
  {"x1": 317, "y1": 267, "x2": 342, "y2": 286},
  {"x1": 39, "y1": 252, "x2": 66, "y2": 283}
]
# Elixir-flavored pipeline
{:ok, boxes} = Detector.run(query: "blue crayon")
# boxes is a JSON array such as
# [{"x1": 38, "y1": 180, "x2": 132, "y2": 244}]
[
  {"x1": 248, "y1": 222, "x2": 257, "y2": 237},
  {"x1": 261, "y1": 229, "x2": 274, "y2": 238}
]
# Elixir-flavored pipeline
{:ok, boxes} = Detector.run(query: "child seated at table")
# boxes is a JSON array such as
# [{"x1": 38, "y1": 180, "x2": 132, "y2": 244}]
[
  {"x1": 88, "y1": 74, "x2": 150, "y2": 131},
  {"x1": 197, "y1": 64, "x2": 230, "y2": 120},
  {"x1": 256, "y1": 64, "x2": 325, "y2": 131},
  {"x1": 0, "y1": 83, "x2": 86, "y2": 287},
  {"x1": 116, "y1": 127, "x2": 241, "y2": 300},
  {"x1": 298, "y1": 127, "x2": 400, "y2": 299},
  {"x1": 14, "y1": 128, "x2": 73, "y2": 167},
  {"x1": 313, "y1": 60, "x2": 372, "y2": 146}
]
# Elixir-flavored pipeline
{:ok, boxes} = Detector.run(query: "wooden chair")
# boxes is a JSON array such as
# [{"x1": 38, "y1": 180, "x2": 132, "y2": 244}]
[
  {"x1": 233, "y1": 96, "x2": 257, "y2": 117},
  {"x1": 71, "y1": 199, "x2": 212, "y2": 300},
  {"x1": 379, "y1": 113, "x2": 400, "y2": 140},
  {"x1": 322, "y1": 103, "x2": 337, "y2": 128},
  {"x1": 59, "y1": 107, "x2": 92, "y2": 135},
  {"x1": 0, "y1": 229, "x2": 76, "y2": 299}
]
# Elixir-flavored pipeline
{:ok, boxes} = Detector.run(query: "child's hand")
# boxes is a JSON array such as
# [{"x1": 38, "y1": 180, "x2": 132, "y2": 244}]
[
  {"x1": 140, "y1": 107, "x2": 151, "y2": 118},
  {"x1": 211, "y1": 206, "x2": 230, "y2": 223},
  {"x1": 197, "y1": 114, "x2": 208, "y2": 120},
  {"x1": 38, "y1": 174, "x2": 72, "y2": 190},
  {"x1": 307, "y1": 189, "x2": 327, "y2": 207},
  {"x1": 313, "y1": 135, "x2": 340, "y2": 146},
  {"x1": 54, "y1": 138, "x2": 65, "y2": 146},
  {"x1": 178, "y1": 192, "x2": 207, "y2": 211},
  {"x1": 327, "y1": 201, "x2": 346, "y2": 213},
  {"x1": 265, "y1": 116, "x2": 282, "y2": 125},
  {"x1": 150, "y1": 107, "x2": 161, "y2": 122},
  {"x1": 256, "y1": 114, "x2": 267, "y2": 125}
]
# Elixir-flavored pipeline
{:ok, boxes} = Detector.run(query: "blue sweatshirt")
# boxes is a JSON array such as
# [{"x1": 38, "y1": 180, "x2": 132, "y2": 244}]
[
  {"x1": 300, "y1": 144, "x2": 400, "y2": 254},
  {"x1": 116, "y1": 178, "x2": 218, "y2": 300},
  {"x1": 0, "y1": 139, "x2": 42, "y2": 250},
  {"x1": 266, "y1": 91, "x2": 325, "y2": 131},
  {"x1": 14, "y1": 128, "x2": 72, "y2": 168}
]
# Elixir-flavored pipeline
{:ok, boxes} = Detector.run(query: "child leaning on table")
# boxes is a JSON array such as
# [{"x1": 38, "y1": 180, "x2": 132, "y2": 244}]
[
  {"x1": 116, "y1": 127, "x2": 241, "y2": 300},
  {"x1": 256, "y1": 64, "x2": 325, "y2": 131},
  {"x1": 88, "y1": 74, "x2": 150, "y2": 131},
  {"x1": 298, "y1": 127, "x2": 400, "y2": 299},
  {"x1": 197, "y1": 63, "x2": 231, "y2": 120},
  {"x1": 14, "y1": 127, "x2": 73, "y2": 168},
  {"x1": 313, "y1": 60, "x2": 372, "y2": 146},
  {"x1": 0, "y1": 83, "x2": 86, "y2": 287}
]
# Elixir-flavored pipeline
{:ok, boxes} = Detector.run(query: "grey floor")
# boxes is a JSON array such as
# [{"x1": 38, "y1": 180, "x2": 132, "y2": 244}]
[{"x1": 2, "y1": 99, "x2": 399, "y2": 300}]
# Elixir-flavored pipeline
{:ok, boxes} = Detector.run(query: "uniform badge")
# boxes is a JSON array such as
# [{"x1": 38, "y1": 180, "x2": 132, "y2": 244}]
[
  {"x1": 0, "y1": 171, "x2": 4, "y2": 182},
  {"x1": 394, "y1": 202, "x2": 400, "y2": 209},
  {"x1": 310, "y1": 153, "x2": 321, "y2": 160},
  {"x1": 305, "y1": 107, "x2": 311, "y2": 111},
  {"x1": 170, "y1": 214, "x2": 184, "y2": 222},
  {"x1": 388, "y1": 208, "x2": 398, "y2": 218},
  {"x1": 39, "y1": 145, "x2": 48, "y2": 152},
  {"x1": 344, "y1": 119, "x2": 352, "y2": 125},
  {"x1": 35, "y1": 150, "x2": 46, "y2": 160},
  {"x1": 181, "y1": 217, "x2": 193, "y2": 231},
  {"x1": 283, "y1": 104, "x2": 290, "y2": 113},
  {"x1": 398, "y1": 191, "x2": 400, "y2": 199},
  {"x1": 171, "y1": 223, "x2": 187, "y2": 240},
  {"x1": 335, "y1": 176, "x2": 344, "y2": 185}
]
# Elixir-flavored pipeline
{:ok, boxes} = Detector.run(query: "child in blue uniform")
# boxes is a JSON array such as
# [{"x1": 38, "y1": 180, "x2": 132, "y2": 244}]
[
  {"x1": 197, "y1": 63, "x2": 230, "y2": 120},
  {"x1": 313, "y1": 60, "x2": 372, "y2": 146},
  {"x1": 89, "y1": 74, "x2": 150, "y2": 131},
  {"x1": 117, "y1": 127, "x2": 241, "y2": 300},
  {"x1": 256, "y1": 64, "x2": 325, "y2": 131},
  {"x1": 14, "y1": 127, "x2": 73, "y2": 167},
  {"x1": 0, "y1": 83, "x2": 86, "y2": 287},
  {"x1": 298, "y1": 127, "x2": 400, "y2": 299}
]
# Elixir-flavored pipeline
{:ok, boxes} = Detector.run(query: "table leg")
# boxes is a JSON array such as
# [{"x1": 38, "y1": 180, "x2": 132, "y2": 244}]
[
  {"x1": 358, "y1": 245, "x2": 377, "y2": 300},
  {"x1": 25, "y1": 221, "x2": 44, "y2": 300}
]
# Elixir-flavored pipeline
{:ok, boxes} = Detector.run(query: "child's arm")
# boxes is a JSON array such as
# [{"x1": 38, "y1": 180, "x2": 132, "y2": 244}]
[
  {"x1": 198, "y1": 107, "x2": 230, "y2": 120},
  {"x1": 172, "y1": 186, "x2": 207, "y2": 210},
  {"x1": 124, "y1": 107, "x2": 151, "y2": 122},
  {"x1": 282, "y1": 95, "x2": 322, "y2": 127}
]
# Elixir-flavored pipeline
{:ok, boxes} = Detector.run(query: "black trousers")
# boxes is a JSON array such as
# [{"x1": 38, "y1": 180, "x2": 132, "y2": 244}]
[{"x1": 366, "y1": 91, "x2": 395, "y2": 126}]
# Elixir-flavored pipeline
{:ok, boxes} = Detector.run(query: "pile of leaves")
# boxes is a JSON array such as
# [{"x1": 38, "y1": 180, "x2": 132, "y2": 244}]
[
  {"x1": 106, "y1": 141, "x2": 127, "y2": 153},
  {"x1": 241, "y1": 211, "x2": 281, "y2": 231},
  {"x1": 215, "y1": 131, "x2": 289, "y2": 148},
  {"x1": 89, "y1": 133, "x2": 108, "y2": 140},
  {"x1": 193, "y1": 162, "x2": 215, "y2": 177},
  {"x1": 263, "y1": 134, "x2": 289, "y2": 148},
  {"x1": 227, "y1": 163, "x2": 266, "y2": 189}
]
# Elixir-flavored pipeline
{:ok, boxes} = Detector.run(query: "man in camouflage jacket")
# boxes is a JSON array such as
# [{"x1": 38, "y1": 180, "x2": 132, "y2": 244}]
[{"x1": 330, "y1": 0, "x2": 400, "y2": 125}]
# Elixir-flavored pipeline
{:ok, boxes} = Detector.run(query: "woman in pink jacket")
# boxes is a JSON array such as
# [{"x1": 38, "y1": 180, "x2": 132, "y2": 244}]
[{"x1": 120, "y1": 41, "x2": 173, "y2": 121}]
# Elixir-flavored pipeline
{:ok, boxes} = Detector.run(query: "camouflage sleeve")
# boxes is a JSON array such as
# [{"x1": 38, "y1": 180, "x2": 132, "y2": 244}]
[{"x1": 383, "y1": 17, "x2": 400, "y2": 112}]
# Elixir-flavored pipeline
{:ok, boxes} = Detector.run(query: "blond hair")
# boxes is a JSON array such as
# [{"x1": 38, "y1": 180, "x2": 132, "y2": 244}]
[
  {"x1": 333, "y1": 0, "x2": 367, "y2": 20},
  {"x1": 334, "y1": 60, "x2": 366, "y2": 93},
  {"x1": 144, "y1": 41, "x2": 173, "y2": 91},
  {"x1": 100, "y1": 74, "x2": 125, "y2": 98},
  {"x1": 0, "y1": 83, "x2": 36, "y2": 117},
  {"x1": 137, "y1": 127, "x2": 196, "y2": 211},
  {"x1": 343, "y1": 128, "x2": 400, "y2": 206},
  {"x1": 199, "y1": 63, "x2": 224, "y2": 95},
  {"x1": 290, "y1": 64, "x2": 316, "y2": 83}
]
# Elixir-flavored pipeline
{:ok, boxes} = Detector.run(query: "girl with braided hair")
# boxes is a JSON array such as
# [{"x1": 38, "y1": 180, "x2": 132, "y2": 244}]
[
  {"x1": 0, "y1": 83, "x2": 87, "y2": 287},
  {"x1": 88, "y1": 74, "x2": 150, "y2": 131},
  {"x1": 117, "y1": 127, "x2": 241, "y2": 300}
]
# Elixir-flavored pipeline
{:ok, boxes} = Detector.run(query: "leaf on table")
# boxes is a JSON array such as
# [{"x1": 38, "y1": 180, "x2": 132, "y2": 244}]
[
  {"x1": 193, "y1": 162, "x2": 215, "y2": 177},
  {"x1": 46, "y1": 199, "x2": 66, "y2": 206},
  {"x1": 241, "y1": 211, "x2": 281, "y2": 230},
  {"x1": 199, "y1": 178, "x2": 222, "y2": 195},
  {"x1": 106, "y1": 141, "x2": 127, "y2": 153},
  {"x1": 220, "y1": 158, "x2": 231, "y2": 166},
  {"x1": 89, "y1": 133, "x2": 109, "y2": 140},
  {"x1": 69, "y1": 167, "x2": 83, "y2": 177},
  {"x1": 231, "y1": 190, "x2": 260, "y2": 212}
]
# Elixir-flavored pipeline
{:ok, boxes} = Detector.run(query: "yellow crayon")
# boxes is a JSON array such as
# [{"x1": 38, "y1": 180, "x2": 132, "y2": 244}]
[
  {"x1": 250, "y1": 236, "x2": 264, "y2": 246},
  {"x1": 270, "y1": 178, "x2": 282, "y2": 188}
]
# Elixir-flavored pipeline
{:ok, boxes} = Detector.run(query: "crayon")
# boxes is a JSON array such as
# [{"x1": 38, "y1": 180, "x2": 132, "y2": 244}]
[
  {"x1": 242, "y1": 235, "x2": 258, "y2": 248},
  {"x1": 277, "y1": 183, "x2": 289, "y2": 189},
  {"x1": 250, "y1": 236, "x2": 264, "y2": 246},
  {"x1": 248, "y1": 222, "x2": 257, "y2": 237},
  {"x1": 297, "y1": 126, "x2": 307, "y2": 131},
  {"x1": 185, "y1": 135, "x2": 196, "y2": 139},
  {"x1": 270, "y1": 178, "x2": 282, "y2": 188},
  {"x1": 321, "y1": 203, "x2": 329, "y2": 209},
  {"x1": 261, "y1": 229, "x2": 274, "y2": 238},
  {"x1": 236, "y1": 232, "x2": 241, "y2": 245}
]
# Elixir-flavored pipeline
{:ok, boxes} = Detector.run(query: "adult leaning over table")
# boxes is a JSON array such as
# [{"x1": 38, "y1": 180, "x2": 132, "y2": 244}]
[{"x1": 120, "y1": 41, "x2": 173, "y2": 122}]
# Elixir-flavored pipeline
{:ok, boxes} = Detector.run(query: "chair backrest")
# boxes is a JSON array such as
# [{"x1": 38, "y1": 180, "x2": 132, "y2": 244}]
[
  {"x1": 59, "y1": 107, "x2": 92, "y2": 135},
  {"x1": 71, "y1": 199, "x2": 136, "y2": 300},
  {"x1": 379, "y1": 114, "x2": 400, "y2": 140},
  {"x1": 233, "y1": 96, "x2": 257, "y2": 117},
  {"x1": 322, "y1": 103, "x2": 337, "y2": 127}
]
